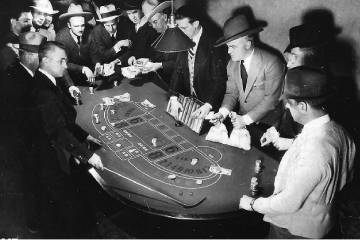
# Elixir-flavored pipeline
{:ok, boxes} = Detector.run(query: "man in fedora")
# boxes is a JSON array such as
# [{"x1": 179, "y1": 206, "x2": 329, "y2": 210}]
[
  {"x1": 239, "y1": 66, "x2": 356, "y2": 238},
  {"x1": 210, "y1": 14, "x2": 285, "y2": 131},
  {"x1": 0, "y1": 5, "x2": 33, "y2": 72},
  {"x1": 285, "y1": 23, "x2": 326, "y2": 70},
  {"x1": 30, "y1": 0, "x2": 59, "y2": 40},
  {"x1": 118, "y1": 0, "x2": 158, "y2": 66},
  {"x1": 167, "y1": 5, "x2": 227, "y2": 120},
  {"x1": 138, "y1": 1, "x2": 177, "y2": 88},
  {"x1": 0, "y1": 32, "x2": 46, "y2": 233},
  {"x1": 56, "y1": 3, "x2": 96, "y2": 85},
  {"x1": 89, "y1": 3, "x2": 132, "y2": 65}
]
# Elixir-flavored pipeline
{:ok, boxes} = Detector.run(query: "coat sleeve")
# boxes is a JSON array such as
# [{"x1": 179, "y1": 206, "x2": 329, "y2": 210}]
[
  {"x1": 35, "y1": 90, "x2": 92, "y2": 163},
  {"x1": 246, "y1": 57, "x2": 285, "y2": 122},
  {"x1": 89, "y1": 27, "x2": 117, "y2": 64},
  {"x1": 221, "y1": 61, "x2": 240, "y2": 111}
]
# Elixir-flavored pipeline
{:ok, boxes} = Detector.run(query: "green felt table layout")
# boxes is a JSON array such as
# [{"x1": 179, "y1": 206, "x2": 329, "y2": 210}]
[{"x1": 75, "y1": 78, "x2": 279, "y2": 220}]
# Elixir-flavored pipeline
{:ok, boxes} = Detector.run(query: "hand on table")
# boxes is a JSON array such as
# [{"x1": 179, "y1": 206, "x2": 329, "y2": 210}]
[
  {"x1": 82, "y1": 66, "x2": 95, "y2": 83},
  {"x1": 168, "y1": 97, "x2": 183, "y2": 120},
  {"x1": 208, "y1": 112, "x2": 225, "y2": 125},
  {"x1": 88, "y1": 153, "x2": 104, "y2": 170},
  {"x1": 86, "y1": 135, "x2": 102, "y2": 146},
  {"x1": 230, "y1": 112, "x2": 246, "y2": 129},
  {"x1": 69, "y1": 86, "x2": 81, "y2": 98},
  {"x1": 273, "y1": 137, "x2": 294, "y2": 150},
  {"x1": 191, "y1": 104, "x2": 211, "y2": 119},
  {"x1": 141, "y1": 61, "x2": 162, "y2": 74},
  {"x1": 239, "y1": 195, "x2": 255, "y2": 211}
]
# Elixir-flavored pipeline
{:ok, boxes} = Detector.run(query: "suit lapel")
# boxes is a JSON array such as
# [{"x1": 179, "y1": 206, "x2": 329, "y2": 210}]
[{"x1": 244, "y1": 48, "x2": 261, "y2": 98}]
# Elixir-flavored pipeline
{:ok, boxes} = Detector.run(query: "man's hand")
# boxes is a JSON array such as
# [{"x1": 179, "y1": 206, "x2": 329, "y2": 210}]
[
  {"x1": 230, "y1": 112, "x2": 247, "y2": 129},
  {"x1": 239, "y1": 195, "x2": 254, "y2": 211},
  {"x1": 273, "y1": 137, "x2": 294, "y2": 151},
  {"x1": 168, "y1": 97, "x2": 183, "y2": 119},
  {"x1": 191, "y1": 104, "x2": 212, "y2": 119},
  {"x1": 82, "y1": 66, "x2": 95, "y2": 83},
  {"x1": 141, "y1": 61, "x2": 162, "y2": 74},
  {"x1": 69, "y1": 86, "x2": 81, "y2": 98},
  {"x1": 86, "y1": 135, "x2": 102, "y2": 146},
  {"x1": 128, "y1": 56, "x2": 136, "y2": 66},
  {"x1": 208, "y1": 112, "x2": 225, "y2": 124},
  {"x1": 113, "y1": 39, "x2": 132, "y2": 52},
  {"x1": 88, "y1": 153, "x2": 104, "y2": 170}
]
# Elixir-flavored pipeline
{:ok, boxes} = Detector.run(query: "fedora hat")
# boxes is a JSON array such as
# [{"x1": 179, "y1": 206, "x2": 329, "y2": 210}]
[
  {"x1": 59, "y1": 4, "x2": 93, "y2": 21},
  {"x1": 30, "y1": 0, "x2": 59, "y2": 15},
  {"x1": 16, "y1": 32, "x2": 46, "y2": 53},
  {"x1": 284, "y1": 24, "x2": 326, "y2": 52},
  {"x1": 146, "y1": 1, "x2": 171, "y2": 21},
  {"x1": 280, "y1": 66, "x2": 330, "y2": 104},
  {"x1": 97, "y1": 4, "x2": 120, "y2": 22},
  {"x1": 121, "y1": 0, "x2": 142, "y2": 10},
  {"x1": 214, "y1": 14, "x2": 263, "y2": 47}
]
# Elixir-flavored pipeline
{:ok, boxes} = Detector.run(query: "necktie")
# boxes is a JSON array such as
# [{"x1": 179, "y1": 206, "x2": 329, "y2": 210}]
[
  {"x1": 77, "y1": 36, "x2": 81, "y2": 45},
  {"x1": 240, "y1": 60, "x2": 248, "y2": 91},
  {"x1": 188, "y1": 47, "x2": 195, "y2": 59},
  {"x1": 111, "y1": 34, "x2": 116, "y2": 42}
]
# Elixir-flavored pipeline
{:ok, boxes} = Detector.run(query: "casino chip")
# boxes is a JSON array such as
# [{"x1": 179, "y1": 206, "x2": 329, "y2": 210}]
[
  {"x1": 110, "y1": 109, "x2": 115, "y2": 114},
  {"x1": 116, "y1": 143, "x2": 121, "y2": 147},
  {"x1": 151, "y1": 137, "x2": 157, "y2": 147},
  {"x1": 196, "y1": 179, "x2": 203, "y2": 185},
  {"x1": 167, "y1": 174, "x2": 176, "y2": 180},
  {"x1": 101, "y1": 126, "x2": 107, "y2": 131},
  {"x1": 190, "y1": 158, "x2": 198, "y2": 166}
]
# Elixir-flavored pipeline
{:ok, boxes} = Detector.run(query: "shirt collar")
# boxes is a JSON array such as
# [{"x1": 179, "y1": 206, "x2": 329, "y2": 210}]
[
  {"x1": 192, "y1": 26, "x2": 203, "y2": 47},
  {"x1": 69, "y1": 29, "x2": 81, "y2": 43},
  {"x1": 19, "y1": 62, "x2": 34, "y2": 77},
  {"x1": 39, "y1": 68, "x2": 56, "y2": 86},
  {"x1": 301, "y1": 114, "x2": 330, "y2": 134},
  {"x1": 243, "y1": 48, "x2": 254, "y2": 70}
]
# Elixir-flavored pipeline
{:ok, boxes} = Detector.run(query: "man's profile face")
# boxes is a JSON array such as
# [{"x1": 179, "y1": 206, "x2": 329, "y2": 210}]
[
  {"x1": 103, "y1": 19, "x2": 117, "y2": 35},
  {"x1": 33, "y1": 9, "x2": 48, "y2": 27},
  {"x1": 68, "y1": 16, "x2": 85, "y2": 37},
  {"x1": 226, "y1": 37, "x2": 249, "y2": 61},
  {"x1": 285, "y1": 47, "x2": 305, "y2": 69},
  {"x1": 44, "y1": 47, "x2": 68, "y2": 78},
  {"x1": 176, "y1": 18, "x2": 198, "y2": 39},
  {"x1": 150, "y1": 13, "x2": 167, "y2": 33},
  {"x1": 12, "y1": 11, "x2": 33, "y2": 33},
  {"x1": 126, "y1": 9, "x2": 141, "y2": 24}
]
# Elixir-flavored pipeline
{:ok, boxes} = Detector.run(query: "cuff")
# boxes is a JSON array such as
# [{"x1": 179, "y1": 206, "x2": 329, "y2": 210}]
[
  {"x1": 219, "y1": 107, "x2": 230, "y2": 118},
  {"x1": 204, "y1": 103, "x2": 212, "y2": 110},
  {"x1": 242, "y1": 114, "x2": 254, "y2": 125},
  {"x1": 81, "y1": 66, "x2": 86, "y2": 74},
  {"x1": 170, "y1": 96, "x2": 178, "y2": 101}
]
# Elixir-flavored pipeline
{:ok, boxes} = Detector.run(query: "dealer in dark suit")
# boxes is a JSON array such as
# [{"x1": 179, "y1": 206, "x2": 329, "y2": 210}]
[
  {"x1": 32, "y1": 41, "x2": 103, "y2": 236},
  {"x1": 56, "y1": 3, "x2": 95, "y2": 86},
  {"x1": 210, "y1": 14, "x2": 285, "y2": 129},
  {"x1": 167, "y1": 5, "x2": 227, "y2": 120}
]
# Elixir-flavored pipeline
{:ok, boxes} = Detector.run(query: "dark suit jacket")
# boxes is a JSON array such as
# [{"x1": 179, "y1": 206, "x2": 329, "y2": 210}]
[
  {"x1": 89, "y1": 21, "x2": 131, "y2": 64},
  {"x1": 33, "y1": 70, "x2": 92, "y2": 173},
  {"x1": 222, "y1": 47, "x2": 285, "y2": 126},
  {"x1": 119, "y1": 22, "x2": 159, "y2": 65},
  {"x1": 169, "y1": 29, "x2": 227, "y2": 110},
  {"x1": 0, "y1": 32, "x2": 19, "y2": 73},
  {"x1": 56, "y1": 27, "x2": 93, "y2": 85},
  {"x1": 150, "y1": 49, "x2": 178, "y2": 82}
]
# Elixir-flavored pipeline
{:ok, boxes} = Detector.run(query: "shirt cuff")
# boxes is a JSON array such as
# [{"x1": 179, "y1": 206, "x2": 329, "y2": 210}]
[
  {"x1": 81, "y1": 66, "x2": 86, "y2": 74},
  {"x1": 242, "y1": 114, "x2": 254, "y2": 125},
  {"x1": 204, "y1": 103, "x2": 212, "y2": 110},
  {"x1": 170, "y1": 96, "x2": 178, "y2": 101},
  {"x1": 218, "y1": 107, "x2": 230, "y2": 118}
]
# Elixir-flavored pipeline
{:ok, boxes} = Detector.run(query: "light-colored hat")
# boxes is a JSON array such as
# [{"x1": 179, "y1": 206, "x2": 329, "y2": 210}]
[
  {"x1": 59, "y1": 3, "x2": 93, "y2": 21},
  {"x1": 97, "y1": 4, "x2": 120, "y2": 22},
  {"x1": 16, "y1": 32, "x2": 47, "y2": 53},
  {"x1": 146, "y1": 1, "x2": 171, "y2": 21},
  {"x1": 30, "y1": 0, "x2": 59, "y2": 15}
]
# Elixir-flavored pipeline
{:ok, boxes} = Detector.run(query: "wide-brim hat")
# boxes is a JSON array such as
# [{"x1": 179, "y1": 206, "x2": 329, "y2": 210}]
[
  {"x1": 121, "y1": 0, "x2": 142, "y2": 10},
  {"x1": 59, "y1": 4, "x2": 93, "y2": 21},
  {"x1": 284, "y1": 24, "x2": 326, "y2": 53},
  {"x1": 30, "y1": 0, "x2": 59, "y2": 15},
  {"x1": 97, "y1": 4, "x2": 120, "y2": 22},
  {"x1": 15, "y1": 32, "x2": 47, "y2": 53},
  {"x1": 146, "y1": 1, "x2": 171, "y2": 21},
  {"x1": 214, "y1": 14, "x2": 263, "y2": 47},
  {"x1": 280, "y1": 66, "x2": 331, "y2": 104}
]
